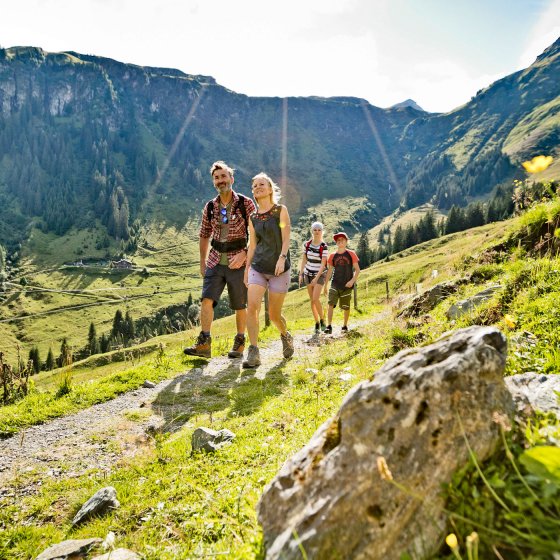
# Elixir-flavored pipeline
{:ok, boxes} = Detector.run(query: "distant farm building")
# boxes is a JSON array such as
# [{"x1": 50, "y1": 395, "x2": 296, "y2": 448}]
[{"x1": 111, "y1": 259, "x2": 134, "y2": 269}]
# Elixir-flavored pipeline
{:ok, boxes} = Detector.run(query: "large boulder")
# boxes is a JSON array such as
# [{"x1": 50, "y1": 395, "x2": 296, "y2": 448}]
[{"x1": 258, "y1": 326, "x2": 514, "y2": 560}]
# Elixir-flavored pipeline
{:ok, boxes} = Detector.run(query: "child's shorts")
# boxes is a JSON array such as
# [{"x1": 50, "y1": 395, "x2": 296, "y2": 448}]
[
  {"x1": 328, "y1": 287, "x2": 352, "y2": 310},
  {"x1": 303, "y1": 271, "x2": 327, "y2": 286},
  {"x1": 248, "y1": 267, "x2": 291, "y2": 294}
]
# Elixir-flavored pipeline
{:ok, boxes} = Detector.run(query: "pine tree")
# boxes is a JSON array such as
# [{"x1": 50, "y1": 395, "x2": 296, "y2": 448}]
[
  {"x1": 59, "y1": 338, "x2": 73, "y2": 367},
  {"x1": 187, "y1": 292, "x2": 193, "y2": 307},
  {"x1": 123, "y1": 310, "x2": 135, "y2": 343},
  {"x1": 45, "y1": 347, "x2": 55, "y2": 371},
  {"x1": 28, "y1": 346, "x2": 41, "y2": 374},
  {"x1": 87, "y1": 322, "x2": 99, "y2": 356},
  {"x1": 393, "y1": 225, "x2": 405, "y2": 253},
  {"x1": 445, "y1": 205, "x2": 466, "y2": 235},
  {"x1": 356, "y1": 233, "x2": 371, "y2": 268},
  {"x1": 99, "y1": 333, "x2": 110, "y2": 353},
  {"x1": 112, "y1": 309, "x2": 124, "y2": 338},
  {"x1": 465, "y1": 202, "x2": 485, "y2": 228}
]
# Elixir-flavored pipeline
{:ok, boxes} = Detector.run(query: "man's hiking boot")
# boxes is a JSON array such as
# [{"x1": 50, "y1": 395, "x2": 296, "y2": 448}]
[
  {"x1": 324, "y1": 325, "x2": 333, "y2": 334},
  {"x1": 242, "y1": 345, "x2": 261, "y2": 368},
  {"x1": 183, "y1": 332, "x2": 211, "y2": 358},
  {"x1": 281, "y1": 331, "x2": 294, "y2": 358},
  {"x1": 228, "y1": 334, "x2": 246, "y2": 358}
]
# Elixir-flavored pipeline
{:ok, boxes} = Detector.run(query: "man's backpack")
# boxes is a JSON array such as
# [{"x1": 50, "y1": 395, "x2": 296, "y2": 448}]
[
  {"x1": 305, "y1": 239, "x2": 325, "y2": 259},
  {"x1": 206, "y1": 193, "x2": 249, "y2": 239}
]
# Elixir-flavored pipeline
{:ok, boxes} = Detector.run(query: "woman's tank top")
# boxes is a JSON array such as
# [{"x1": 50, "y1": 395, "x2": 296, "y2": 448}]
[{"x1": 250, "y1": 205, "x2": 291, "y2": 275}]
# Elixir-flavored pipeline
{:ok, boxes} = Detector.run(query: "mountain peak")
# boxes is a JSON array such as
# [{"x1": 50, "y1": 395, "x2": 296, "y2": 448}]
[{"x1": 389, "y1": 99, "x2": 426, "y2": 112}]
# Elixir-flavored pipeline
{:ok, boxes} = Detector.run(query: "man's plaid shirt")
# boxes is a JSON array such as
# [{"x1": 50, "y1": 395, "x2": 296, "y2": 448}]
[{"x1": 199, "y1": 191, "x2": 256, "y2": 269}]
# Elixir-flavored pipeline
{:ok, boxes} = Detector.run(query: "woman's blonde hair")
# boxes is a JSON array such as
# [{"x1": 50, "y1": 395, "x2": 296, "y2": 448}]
[{"x1": 252, "y1": 172, "x2": 281, "y2": 205}]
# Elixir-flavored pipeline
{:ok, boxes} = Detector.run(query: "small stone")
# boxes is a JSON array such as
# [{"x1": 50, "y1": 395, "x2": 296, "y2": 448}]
[
  {"x1": 191, "y1": 427, "x2": 235, "y2": 453},
  {"x1": 90, "y1": 549, "x2": 141, "y2": 560},
  {"x1": 142, "y1": 380, "x2": 156, "y2": 389},
  {"x1": 144, "y1": 416, "x2": 165, "y2": 436},
  {"x1": 446, "y1": 284, "x2": 502, "y2": 319},
  {"x1": 36, "y1": 538, "x2": 102, "y2": 560},
  {"x1": 72, "y1": 486, "x2": 120, "y2": 526}
]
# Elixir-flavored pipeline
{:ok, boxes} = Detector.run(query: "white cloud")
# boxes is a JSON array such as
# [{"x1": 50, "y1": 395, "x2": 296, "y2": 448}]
[{"x1": 518, "y1": 0, "x2": 560, "y2": 68}]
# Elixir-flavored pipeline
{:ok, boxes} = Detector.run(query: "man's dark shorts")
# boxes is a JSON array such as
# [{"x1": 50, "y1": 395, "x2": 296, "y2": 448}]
[{"x1": 202, "y1": 264, "x2": 247, "y2": 309}]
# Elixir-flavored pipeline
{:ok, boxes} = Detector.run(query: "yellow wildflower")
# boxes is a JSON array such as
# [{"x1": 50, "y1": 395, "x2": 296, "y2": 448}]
[
  {"x1": 522, "y1": 155, "x2": 553, "y2": 174},
  {"x1": 504, "y1": 314, "x2": 516, "y2": 329},
  {"x1": 446, "y1": 533, "x2": 459, "y2": 549}
]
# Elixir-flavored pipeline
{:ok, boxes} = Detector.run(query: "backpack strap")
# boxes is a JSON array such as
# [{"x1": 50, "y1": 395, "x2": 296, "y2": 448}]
[
  {"x1": 305, "y1": 240, "x2": 325, "y2": 259},
  {"x1": 206, "y1": 194, "x2": 249, "y2": 242}
]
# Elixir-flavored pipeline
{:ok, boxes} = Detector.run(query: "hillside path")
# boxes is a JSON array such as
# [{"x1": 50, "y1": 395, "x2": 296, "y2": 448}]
[{"x1": 0, "y1": 318, "x2": 382, "y2": 502}]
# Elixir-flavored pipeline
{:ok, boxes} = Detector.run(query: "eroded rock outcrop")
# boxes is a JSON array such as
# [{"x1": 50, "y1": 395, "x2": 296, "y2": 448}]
[{"x1": 258, "y1": 326, "x2": 514, "y2": 560}]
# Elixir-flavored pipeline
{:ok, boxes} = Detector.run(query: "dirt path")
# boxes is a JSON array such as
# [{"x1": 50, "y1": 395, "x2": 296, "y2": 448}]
[{"x1": 0, "y1": 328, "x2": 345, "y2": 501}]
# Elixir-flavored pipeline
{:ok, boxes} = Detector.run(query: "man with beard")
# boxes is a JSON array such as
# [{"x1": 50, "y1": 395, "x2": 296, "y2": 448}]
[{"x1": 184, "y1": 161, "x2": 256, "y2": 358}]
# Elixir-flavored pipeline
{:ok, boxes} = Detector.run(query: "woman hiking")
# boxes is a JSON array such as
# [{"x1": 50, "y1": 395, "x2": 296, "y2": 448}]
[{"x1": 243, "y1": 173, "x2": 293, "y2": 368}]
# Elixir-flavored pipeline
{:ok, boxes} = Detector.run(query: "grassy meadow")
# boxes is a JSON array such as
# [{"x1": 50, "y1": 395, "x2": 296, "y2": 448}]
[{"x1": 2, "y1": 203, "x2": 560, "y2": 558}]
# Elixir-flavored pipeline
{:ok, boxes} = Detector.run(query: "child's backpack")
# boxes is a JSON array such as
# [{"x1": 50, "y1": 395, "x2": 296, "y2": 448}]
[{"x1": 305, "y1": 239, "x2": 325, "y2": 259}]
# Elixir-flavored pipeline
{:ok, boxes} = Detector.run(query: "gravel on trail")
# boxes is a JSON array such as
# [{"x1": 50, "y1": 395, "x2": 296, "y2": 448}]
[{"x1": 0, "y1": 328, "x2": 351, "y2": 499}]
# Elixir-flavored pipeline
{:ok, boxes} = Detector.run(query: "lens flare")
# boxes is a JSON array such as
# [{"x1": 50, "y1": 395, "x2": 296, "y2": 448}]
[{"x1": 522, "y1": 155, "x2": 553, "y2": 174}]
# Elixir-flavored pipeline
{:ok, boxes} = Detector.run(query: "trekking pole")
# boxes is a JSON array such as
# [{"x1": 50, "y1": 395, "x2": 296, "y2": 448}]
[
  {"x1": 353, "y1": 283, "x2": 358, "y2": 309},
  {"x1": 386, "y1": 281, "x2": 389, "y2": 302}
]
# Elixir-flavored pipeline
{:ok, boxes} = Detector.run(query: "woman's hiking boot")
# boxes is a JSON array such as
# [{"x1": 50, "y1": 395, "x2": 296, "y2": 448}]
[
  {"x1": 314, "y1": 322, "x2": 320, "y2": 334},
  {"x1": 242, "y1": 345, "x2": 261, "y2": 368},
  {"x1": 228, "y1": 334, "x2": 246, "y2": 358},
  {"x1": 324, "y1": 325, "x2": 333, "y2": 334},
  {"x1": 183, "y1": 332, "x2": 211, "y2": 358},
  {"x1": 320, "y1": 319, "x2": 326, "y2": 331},
  {"x1": 281, "y1": 332, "x2": 294, "y2": 358}
]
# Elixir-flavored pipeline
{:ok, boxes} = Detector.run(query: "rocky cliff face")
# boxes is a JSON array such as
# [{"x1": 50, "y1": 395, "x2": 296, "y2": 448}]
[{"x1": 0, "y1": 38, "x2": 558, "y2": 249}]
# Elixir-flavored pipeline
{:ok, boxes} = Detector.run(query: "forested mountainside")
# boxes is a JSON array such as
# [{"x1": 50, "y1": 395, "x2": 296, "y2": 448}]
[{"x1": 0, "y1": 38, "x2": 558, "y2": 255}]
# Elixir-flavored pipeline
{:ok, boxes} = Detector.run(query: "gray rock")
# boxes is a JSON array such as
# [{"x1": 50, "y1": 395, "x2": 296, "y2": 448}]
[
  {"x1": 446, "y1": 284, "x2": 502, "y2": 319},
  {"x1": 144, "y1": 416, "x2": 165, "y2": 436},
  {"x1": 191, "y1": 427, "x2": 235, "y2": 453},
  {"x1": 36, "y1": 538, "x2": 102, "y2": 560},
  {"x1": 398, "y1": 281, "x2": 459, "y2": 318},
  {"x1": 90, "y1": 549, "x2": 141, "y2": 560},
  {"x1": 257, "y1": 326, "x2": 513, "y2": 560},
  {"x1": 505, "y1": 373, "x2": 560, "y2": 418},
  {"x1": 72, "y1": 486, "x2": 120, "y2": 526},
  {"x1": 142, "y1": 380, "x2": 156, "y2": 388}
]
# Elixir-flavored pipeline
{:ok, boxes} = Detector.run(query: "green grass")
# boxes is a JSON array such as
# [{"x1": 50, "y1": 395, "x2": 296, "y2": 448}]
[{"x1": 2, "y1": 206, "x2": 560, "y2": 558}]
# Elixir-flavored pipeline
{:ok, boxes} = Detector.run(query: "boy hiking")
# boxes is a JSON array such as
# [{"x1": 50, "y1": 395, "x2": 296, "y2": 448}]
[{"x1": 321, "y1": 232, "x2": 360, "y2": 334}]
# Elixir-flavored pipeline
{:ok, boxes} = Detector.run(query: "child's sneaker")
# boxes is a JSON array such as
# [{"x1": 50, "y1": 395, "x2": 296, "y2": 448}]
[
  {"x1": 281, "y1": 332, "x2": 294, "y2": 358},
  {"x1": 324, "y1": 325, "x2": 333, "y2": 334},
  {"x1": 341, "y1": 326, "x2": 349, "y2": 333}
]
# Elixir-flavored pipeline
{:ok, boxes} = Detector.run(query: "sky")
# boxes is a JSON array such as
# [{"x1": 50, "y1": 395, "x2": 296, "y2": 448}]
[{"x1": 1, "y1": 0, "x2": 559, "y2": 113}]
